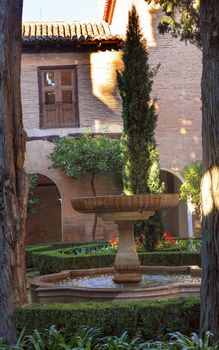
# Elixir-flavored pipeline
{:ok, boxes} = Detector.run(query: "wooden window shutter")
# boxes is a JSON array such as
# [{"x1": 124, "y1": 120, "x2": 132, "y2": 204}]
[{"x1": 38, "y1": 66, "x2": 79, "y2": 129}]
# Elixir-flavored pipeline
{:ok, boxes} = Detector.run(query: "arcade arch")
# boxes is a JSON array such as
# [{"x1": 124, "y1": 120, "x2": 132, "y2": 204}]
[
  {"x1": 25, "y1": 140, "x2": 113, "y2": 243},
  {"x1": 26, "y1": 174, "x2": 62, "y2": 243},
  {"x1": 160, "y1": 168, "x2": 189, "y2": 237}
]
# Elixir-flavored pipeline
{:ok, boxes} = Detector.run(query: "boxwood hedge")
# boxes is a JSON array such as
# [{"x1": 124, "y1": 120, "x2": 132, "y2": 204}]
[
  {"x1": 30, "y1": 250, "x2": 201, "y2": 274},
  {"x1": 15, "y1": 297, "x2": 200, "y2": 339},
  {"x1": 26, "y1": 241, "x2": 107, "y2": 269}
]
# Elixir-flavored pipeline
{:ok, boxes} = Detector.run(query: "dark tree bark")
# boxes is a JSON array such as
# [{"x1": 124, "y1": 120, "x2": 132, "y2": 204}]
[
  {"x1": 90, "y1": 172, "x2": 97, "y2": 241},
  {"x1": 200, "y1": 0, "x2": 219, "y2": 338},
  {"x1": 0, "y1": 0, "x2": 27, "y2": 344}
]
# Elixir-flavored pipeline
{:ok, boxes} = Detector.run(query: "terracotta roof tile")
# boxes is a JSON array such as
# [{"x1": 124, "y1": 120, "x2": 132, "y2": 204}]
[
  {"x1": 103, "y1": 0, "x2": 116, "y2": 24},
  {"x1": 22, "y1": 21, "x2": 123, "y2": 48}
]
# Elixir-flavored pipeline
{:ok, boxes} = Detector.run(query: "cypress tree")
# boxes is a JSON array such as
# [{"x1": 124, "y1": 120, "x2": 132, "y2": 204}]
[{"x1": 117, "y1": 4, "x2": 164, "y2": 250}]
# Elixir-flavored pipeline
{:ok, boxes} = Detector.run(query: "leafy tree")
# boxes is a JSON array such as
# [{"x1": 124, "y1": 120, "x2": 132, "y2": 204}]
[
  {"x1": 49, "y1": 134, "x2": 122, "y2": 240},
  {"x1": 117, "y1": 5, "x2": 164, "y2": 251},
  {"x1": 180, "y1": 161, "x2": 202, "y2": 215},
  {"x1": 148, "y1": 0, "x2": 201, "y2": 48}
]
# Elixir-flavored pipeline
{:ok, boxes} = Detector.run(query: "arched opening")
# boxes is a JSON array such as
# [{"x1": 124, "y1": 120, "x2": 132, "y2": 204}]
[
  {"x1": 160, "y1": 169, "x2": 188, "y2": 237},
  {"x1": 26, "y1": 174, "x2": 62, "y2": 244}
]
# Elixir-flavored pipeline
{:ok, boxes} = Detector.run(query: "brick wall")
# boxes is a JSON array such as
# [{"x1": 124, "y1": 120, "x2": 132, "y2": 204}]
[
  {"x1": 100, "y1": 0, "x2": 202, "y2": 170},
  {"x1": 150, "y1": 9, "x2": 202, "y2": 171},
  {"x1": 21, "y1": 50, "x2": 123, "y2": 138}
]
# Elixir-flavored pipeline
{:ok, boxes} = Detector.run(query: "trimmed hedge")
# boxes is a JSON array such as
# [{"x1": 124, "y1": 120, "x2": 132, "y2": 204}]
[
  {"x1": 31, "y1": 250, "x2": 201, "y2": 275},
  {"x1": 15, "y1": 297, "x2": 200, "y2": 339},
  {"x1": 26, "y1": 241, "x2": 107, "y2": 268},
  {"x1": 139, "y1": 251, "x2": 201, "y2": 266},
  {"x1": 32, "y1": 251, "x2": 116, "y2": 274}
]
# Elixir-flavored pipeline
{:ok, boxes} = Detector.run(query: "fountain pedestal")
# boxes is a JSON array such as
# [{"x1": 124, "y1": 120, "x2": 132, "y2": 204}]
[
  {"x1": 113, "y1": 220, "x2": 141, "y2": 282},
  {"x1": 98, "y1": 210, "x2": 155, "y2": 282}
]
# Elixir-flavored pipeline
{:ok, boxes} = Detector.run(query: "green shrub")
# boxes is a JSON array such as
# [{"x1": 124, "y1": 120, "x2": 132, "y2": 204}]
[
  {"x1": 2, "y1": 325, "x2": 219, "y2": 350},
  {"x1": 27, "y1": 239, "x2": 201, "y2": 274},
  {"x1": 26, "y1": 242, "x2": 107, "y2": 269},
  {"x1": 32, "y1": 251, "x2": 116, "y2": 274},
  {"x1": 139, "y1": 252, "x2": 200, "y2": 267},
  {"x1": 31, "y1": 249, "x2": 200, "y2": 275},
  {"x1": 49, "y1": 134, "x2": 123, "y2": 240},
  {"x1": 56, "y1": 242, "x2": 111, "y2": 255},
  {"x1": 180, "y1": 161, "x2": 202, "y2": 215},
  {"x1": 15, "y1": 298, "x2": 200, "y2": 340},
  {"x1": 156, "y1": 237, "x2": 201, "y2": 253}
]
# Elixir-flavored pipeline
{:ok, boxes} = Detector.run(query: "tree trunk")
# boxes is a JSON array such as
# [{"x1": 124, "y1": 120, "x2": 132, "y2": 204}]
[
  {"x1": 200, "y1": 0, "x2": 219, "y2": 338},
  {"x1": 90, "y1": 172, "x2": 97, "y2": 241},
  {"x1": 0, "y1": 0, "x2": 27, "y2": 344}
]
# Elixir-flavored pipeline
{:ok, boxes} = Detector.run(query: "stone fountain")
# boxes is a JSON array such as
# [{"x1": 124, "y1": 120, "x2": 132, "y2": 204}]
[
  {"x1": 71, "y1": 193, "x2": 179, "y2": 283},
  {"x1": 29, "y1": 193, "x2": 201, "y2": 303}
]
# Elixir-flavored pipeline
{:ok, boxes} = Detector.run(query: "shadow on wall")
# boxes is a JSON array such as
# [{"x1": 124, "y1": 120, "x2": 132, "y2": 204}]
[
  {"x1": 26, "y1": 174, "x2": 62, "y2": 244},
  {"x1": 77, "y1": 49, "x2": 122, "y2": 133}
]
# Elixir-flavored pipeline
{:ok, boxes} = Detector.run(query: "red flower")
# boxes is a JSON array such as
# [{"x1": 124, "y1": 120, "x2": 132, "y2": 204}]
[
  {"x1": 163, "y1": 231, "x2": 175, "y2": 244},
  {"x1": 108, "y1": 236, "x2": 119, "y2": 248}
]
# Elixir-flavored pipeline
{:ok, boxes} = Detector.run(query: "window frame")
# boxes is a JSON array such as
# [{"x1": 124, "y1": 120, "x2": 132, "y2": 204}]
[{"x1": 38, "y1": 65, "x2": 80, "y2": 129}]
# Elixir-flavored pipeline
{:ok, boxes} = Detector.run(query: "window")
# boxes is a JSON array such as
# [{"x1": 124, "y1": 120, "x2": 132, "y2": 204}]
[{"x1": 38, "y1": 66, "x2": 79, "y2": 128}]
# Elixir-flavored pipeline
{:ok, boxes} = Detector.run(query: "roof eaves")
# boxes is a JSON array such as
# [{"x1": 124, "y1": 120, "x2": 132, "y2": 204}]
[{"x1": 22, "y1": 21, "x2": 123, "y2": 49}]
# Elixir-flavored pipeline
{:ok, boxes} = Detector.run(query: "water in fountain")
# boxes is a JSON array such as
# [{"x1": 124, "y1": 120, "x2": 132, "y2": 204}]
[{"x1": 55, "y1": 273, "x2": 201, "y2": 289}]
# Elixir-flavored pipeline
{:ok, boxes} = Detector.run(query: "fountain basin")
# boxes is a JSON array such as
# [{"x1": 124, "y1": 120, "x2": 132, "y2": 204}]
[
  {"x1": 30, "y1": 266, "x2": 201, "y2": 304},
  {"x1": 71, "y1": 194, "x2": 179, "y2": 217}
]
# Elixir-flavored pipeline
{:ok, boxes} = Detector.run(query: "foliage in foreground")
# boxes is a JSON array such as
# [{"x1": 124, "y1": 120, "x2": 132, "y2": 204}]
[
  {"x1": 1, "y1": 326, "x2": 219, "y2": 349},
  {"x1": 147, "y1": 0, "x2": 201, "y2": 48}
]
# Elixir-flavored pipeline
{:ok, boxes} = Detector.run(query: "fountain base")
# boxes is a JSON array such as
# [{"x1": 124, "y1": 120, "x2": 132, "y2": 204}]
[
  {"x1": 113, "y1": 271, "x2": 142, "y2": 283},
  {"x1": 30, "y1": 266, "x2": 201, "y2": 304}
]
